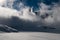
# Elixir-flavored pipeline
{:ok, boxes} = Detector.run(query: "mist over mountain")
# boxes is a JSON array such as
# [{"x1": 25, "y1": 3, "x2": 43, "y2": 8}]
[{"x1": 0, "y1": 0, "x2": 60, "y2": 33}]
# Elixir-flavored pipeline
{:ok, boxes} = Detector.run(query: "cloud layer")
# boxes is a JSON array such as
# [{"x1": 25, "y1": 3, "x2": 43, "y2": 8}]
[{"x1": 0, "y1": 0, "x2": 60, "y2": 31}]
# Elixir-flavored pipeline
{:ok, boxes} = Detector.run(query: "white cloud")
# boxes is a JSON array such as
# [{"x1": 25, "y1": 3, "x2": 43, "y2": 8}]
[
  {"x1": 0, "y1": 6, "x2": 18, "y2": 18},
  {"x1": 38, "y1": 3, "x2": 54, "y2": 24},
  {"x1": 0, "y1": 0, "x2": 6, "y2": 6},
  {"x1": 18, "y1": 7, "x2": 41, "y2": 22},
  {"x1": 52, "y1": 5, "x2": 60, "y2": 22},
  {"x1": 39, "y1": 3, "x2": 52, "y2": 15},
  {"x1": 0, "y1": 0, "x2": 5, "y2": 3},
  {"x1": 3, "y1": 0, "x2": 15, "y2": 8}
]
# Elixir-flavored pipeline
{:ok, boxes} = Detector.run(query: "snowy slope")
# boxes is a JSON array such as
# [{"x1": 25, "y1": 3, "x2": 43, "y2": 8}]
[{"x1": 0, "y1": 32, "x2": 60, "y2": 40}]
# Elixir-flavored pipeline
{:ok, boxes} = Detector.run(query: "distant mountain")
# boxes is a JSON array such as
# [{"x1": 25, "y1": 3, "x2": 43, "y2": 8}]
[{"x1": 0, "y1": 24, "x2": 18, "y2": 32}]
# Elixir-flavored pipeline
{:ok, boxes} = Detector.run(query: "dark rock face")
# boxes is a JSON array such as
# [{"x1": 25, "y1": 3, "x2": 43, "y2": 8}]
[{"x1": 0, "y1": 24, "x2": 18, "y2": 32}]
